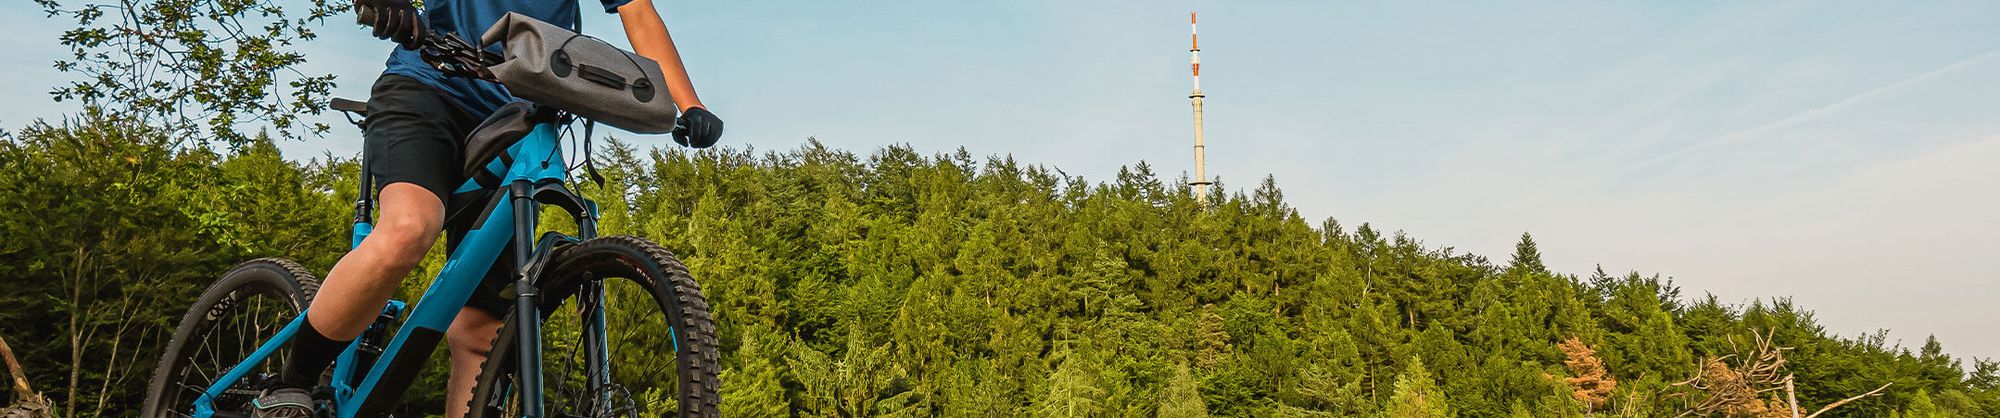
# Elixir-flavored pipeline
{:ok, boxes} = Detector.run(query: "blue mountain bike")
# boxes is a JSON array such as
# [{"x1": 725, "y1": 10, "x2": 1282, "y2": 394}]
[{"x1": 137, "y1": 29, "x2": 719, "y2": 417}]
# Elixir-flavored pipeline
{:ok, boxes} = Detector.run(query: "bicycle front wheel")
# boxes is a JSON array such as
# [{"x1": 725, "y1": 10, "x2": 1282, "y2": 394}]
[{"x1": 467, "y1": 236, "x2": 720, "y2": 418}]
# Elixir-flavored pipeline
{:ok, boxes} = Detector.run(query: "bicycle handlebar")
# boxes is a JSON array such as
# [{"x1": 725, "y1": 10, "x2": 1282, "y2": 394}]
[
  {"x1": 417, "y1": 32, "x2": 503, "y2": 80},
  {"x1": 356, "y1": 5, "x2": 500, "y2": 80}
]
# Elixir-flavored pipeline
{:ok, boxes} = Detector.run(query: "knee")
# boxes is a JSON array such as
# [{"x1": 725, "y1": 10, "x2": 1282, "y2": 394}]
[{"x1": 368, "y1": 214, "x2": 441, "y2": 265}]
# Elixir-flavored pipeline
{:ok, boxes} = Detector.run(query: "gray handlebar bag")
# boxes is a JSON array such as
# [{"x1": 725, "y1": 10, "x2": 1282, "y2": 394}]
[{"x1": 480, "y1": 12, "x2": 677, "y2": 134}]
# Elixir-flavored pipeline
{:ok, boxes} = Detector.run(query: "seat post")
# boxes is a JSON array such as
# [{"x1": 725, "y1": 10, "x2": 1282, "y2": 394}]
[
  {"x1": 351, "y1": 144, "x2": 376, "y2": 249},
  {"x1": 343, "y1": 95, "x2": 376, "y2": 250}
]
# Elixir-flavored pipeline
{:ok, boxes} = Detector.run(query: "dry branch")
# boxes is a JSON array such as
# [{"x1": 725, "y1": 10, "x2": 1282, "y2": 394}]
[
  {"x1": 1672, "y1": 329, "x2": 1888, "y2": 418},
  {"x1": 1802, "y1": 383, "x2": 1891, "y2": 418},
  {"x1": 1, "y1": 334, "x2": 33, "y2": 398},
  {"x1": 0, "y1": 334, "x2": 52, "y2": 418}
]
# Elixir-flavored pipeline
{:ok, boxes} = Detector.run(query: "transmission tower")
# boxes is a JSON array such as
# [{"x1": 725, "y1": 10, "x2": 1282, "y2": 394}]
[{"x1": 1188, "y1": 11, "x2": 1213, "y2": 204}]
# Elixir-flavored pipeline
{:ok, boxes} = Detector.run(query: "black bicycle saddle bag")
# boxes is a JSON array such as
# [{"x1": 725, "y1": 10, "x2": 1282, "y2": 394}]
[{"x1": 480, "y1": 13, "x2": 678, "y2": 134}]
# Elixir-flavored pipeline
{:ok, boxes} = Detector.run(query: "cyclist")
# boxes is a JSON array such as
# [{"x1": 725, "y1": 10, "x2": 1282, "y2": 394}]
[{"x1": 251, "y1": 0, "x2": 723, "y2": 415}]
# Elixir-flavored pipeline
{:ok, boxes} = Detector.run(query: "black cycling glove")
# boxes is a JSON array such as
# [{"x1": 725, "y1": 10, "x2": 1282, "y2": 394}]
[
  {"x1": 674, "y1": 107, "x2": 724, "y2": 149},
  {"x1": 355, "y1": 0, "x2": 424, "y2": 50}
]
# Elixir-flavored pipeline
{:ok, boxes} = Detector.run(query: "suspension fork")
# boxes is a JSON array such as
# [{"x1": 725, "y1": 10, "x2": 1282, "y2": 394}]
[
  {"x1": 574, "y1": 199, "x2": 612, "y2": 411},
  {"x1": 508, "y1": 180, "x2": 546, "y2": 416},
  {"x1": 579, "y1": 275, "x2": 612, "y2": 411}
]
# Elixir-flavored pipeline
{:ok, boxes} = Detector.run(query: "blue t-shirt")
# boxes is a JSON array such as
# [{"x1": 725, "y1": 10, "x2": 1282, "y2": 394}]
[{"x1": 383, "y1": 0, "x2": 632, "y2": 119}]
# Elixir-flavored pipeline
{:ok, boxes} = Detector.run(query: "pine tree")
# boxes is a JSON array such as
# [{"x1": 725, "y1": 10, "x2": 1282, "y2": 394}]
[
  {"x1": 1507, "y1": 232, "x2": 1547, "y2": 275},
  {"x1": 1902, "y1": 389, "x2": 1946, "y2": 418},
  {"x1": 1158, "y1": 363, "x2": 1211, "y2": 418},
  {"x1": 1557, "y1": 337, "x2": 1617, "y2": 414},
  {"x1": 718, "y1": 326, "x2": 791, "y2": 417},
  {"x1": 1387, "y1": 357, "x2": 1451, "y2": 418},
  {"x1": 1038, "y1": 349, "x2": 1105, "y2": 418},
  {"x1": 1195, "y1": 304, "x2": 1232, "y2": 371}
]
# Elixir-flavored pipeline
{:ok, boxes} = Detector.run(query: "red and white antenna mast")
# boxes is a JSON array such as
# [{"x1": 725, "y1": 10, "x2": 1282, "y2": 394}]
[{"x1": 1188, "y1": 11, "x2": 1213, "y2": 204}]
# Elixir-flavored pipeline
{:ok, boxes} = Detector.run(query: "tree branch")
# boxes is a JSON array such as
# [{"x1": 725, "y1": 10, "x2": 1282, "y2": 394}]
[
  {"x1": 1802, "y1": 382, "x2": 1891, "y2": 418},
  {"x1": 1, "y1": 333, "x2": 39, "y2": 399}
]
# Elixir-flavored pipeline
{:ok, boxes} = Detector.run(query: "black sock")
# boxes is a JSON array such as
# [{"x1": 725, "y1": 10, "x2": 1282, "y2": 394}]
[{"x1": 278, "y1": 319, "x2": 351, "y2": 389}]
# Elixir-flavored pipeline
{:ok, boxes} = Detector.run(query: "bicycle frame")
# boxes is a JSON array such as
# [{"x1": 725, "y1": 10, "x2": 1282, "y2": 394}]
[{"x1": 191, "y1": 120, "x2": 606, "y2": 417}]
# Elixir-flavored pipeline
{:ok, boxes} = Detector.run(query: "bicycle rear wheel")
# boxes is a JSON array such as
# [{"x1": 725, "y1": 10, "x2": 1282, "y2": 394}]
[
  {"x1": 140, "y1": 258, "x2": 319, "y2": 418},
  {"x1": 467, "y1": 236, "x2": 719, "y2": 418}
]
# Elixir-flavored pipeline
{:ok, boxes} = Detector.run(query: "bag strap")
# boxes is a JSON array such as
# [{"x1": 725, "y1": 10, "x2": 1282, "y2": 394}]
[{"x1": 581, "y1": 118, "x2": 605, "y2": 186}]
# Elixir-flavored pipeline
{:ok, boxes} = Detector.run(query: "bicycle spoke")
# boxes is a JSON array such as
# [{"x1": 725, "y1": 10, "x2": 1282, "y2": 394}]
[{"x1": 148, "y1": 268, "x2": 313, "y2": 416}]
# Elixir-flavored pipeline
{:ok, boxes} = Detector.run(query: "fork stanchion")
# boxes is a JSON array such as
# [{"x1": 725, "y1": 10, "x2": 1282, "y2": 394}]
[{"x1": 507, "y1": 179, "x2": 546, "y2": 416}]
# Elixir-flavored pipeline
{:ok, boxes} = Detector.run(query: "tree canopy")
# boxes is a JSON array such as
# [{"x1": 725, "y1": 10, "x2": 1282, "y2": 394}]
[{"x1": 2, "y1": 122, "x2": 1995, "y2": 416}]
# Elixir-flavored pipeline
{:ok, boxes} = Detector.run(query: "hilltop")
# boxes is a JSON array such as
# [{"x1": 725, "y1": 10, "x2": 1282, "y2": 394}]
[{"x1": 1, "y1": 116, "x2": 1993, "y2": 416}]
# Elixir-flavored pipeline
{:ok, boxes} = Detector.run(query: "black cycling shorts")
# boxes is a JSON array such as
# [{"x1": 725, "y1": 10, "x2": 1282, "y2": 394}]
[{"x1": 362, "y1": 74, "x2": 517, "y2": 317}]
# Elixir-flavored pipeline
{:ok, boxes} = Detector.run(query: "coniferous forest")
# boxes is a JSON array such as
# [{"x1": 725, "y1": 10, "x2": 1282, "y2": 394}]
[{"x1": 2, "y1": 115, "x2": 1995, "y2": 416}]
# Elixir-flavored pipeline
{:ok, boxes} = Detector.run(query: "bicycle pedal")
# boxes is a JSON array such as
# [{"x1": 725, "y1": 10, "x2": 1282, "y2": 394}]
[{"x1": 313, "y1": 400, "x2": 337, "y2": 418}]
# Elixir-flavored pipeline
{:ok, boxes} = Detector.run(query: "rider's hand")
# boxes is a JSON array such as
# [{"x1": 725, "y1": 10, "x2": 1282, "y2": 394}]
[
  {"x1": 673, "y1": 107, "x2": 723, "y2": 149},
  {"x1": 355, "y1": 0, "x2": 424, "y2": 50}
]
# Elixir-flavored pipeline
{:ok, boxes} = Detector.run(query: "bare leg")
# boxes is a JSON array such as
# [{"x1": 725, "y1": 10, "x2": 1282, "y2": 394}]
[
  {"x1": 306, "y1": 183, "x2": 444, "y2": 339},
  {"x1": 446, "y1": 308, "x2": 503, "y2": 418}
]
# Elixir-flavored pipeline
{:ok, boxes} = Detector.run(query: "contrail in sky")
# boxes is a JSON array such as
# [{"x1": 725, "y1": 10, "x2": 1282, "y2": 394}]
[{"x1": 1610, "y1": 48, "x2": 2000, "y2": 177}]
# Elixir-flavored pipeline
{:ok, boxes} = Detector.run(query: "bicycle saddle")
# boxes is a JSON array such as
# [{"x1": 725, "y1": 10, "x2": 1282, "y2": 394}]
[
  {"x1": 331, "y1": 97, "x2": 371, "y2": 128},
  {"x1": 330, "y1": 97, "x2": 370, "y2": 115}
]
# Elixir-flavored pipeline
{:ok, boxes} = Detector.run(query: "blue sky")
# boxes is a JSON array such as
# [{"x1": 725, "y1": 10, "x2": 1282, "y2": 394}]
[{"x1": 6, "y1": 1, "x2": 1999, "y2": 360}]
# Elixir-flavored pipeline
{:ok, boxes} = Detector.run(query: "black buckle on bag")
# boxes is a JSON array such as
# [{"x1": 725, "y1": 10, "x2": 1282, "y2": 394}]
[
  {"x1": 630, "y1": 78, "x2": 654, "y2": 102},
  {"x1": 551, "y1": 49, "x2": 573, "y2": 78}
]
